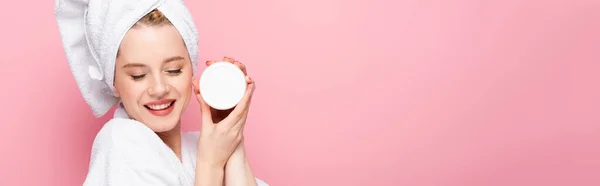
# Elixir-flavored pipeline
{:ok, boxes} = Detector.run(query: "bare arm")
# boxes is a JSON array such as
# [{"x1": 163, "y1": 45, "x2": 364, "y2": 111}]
[
  {"x1": 195, "y1": 161, "x2": 225, "y2": 186},
  {"x1": 225, "y1": 140, "x2": 259, "y2": 186}
]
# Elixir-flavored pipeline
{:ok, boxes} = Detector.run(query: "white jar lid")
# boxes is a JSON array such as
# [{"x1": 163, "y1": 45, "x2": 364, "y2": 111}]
[{"x1": 199, "y1": 62, "x2": 247, "y2": 110}]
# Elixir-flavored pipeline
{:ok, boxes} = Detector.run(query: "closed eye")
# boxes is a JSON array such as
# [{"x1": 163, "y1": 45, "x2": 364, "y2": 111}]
[
  {"x1": 167, "y1": 69, "x2": 182, "y2": 74},
  {"x1": 131, "y1": 74, "x2": 146, "y2": 80}
]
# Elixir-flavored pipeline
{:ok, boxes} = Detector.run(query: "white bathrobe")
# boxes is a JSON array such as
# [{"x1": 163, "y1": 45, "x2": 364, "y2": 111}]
[{"x1": 83, "y1": 108, "x2": 269, "y2": 186}]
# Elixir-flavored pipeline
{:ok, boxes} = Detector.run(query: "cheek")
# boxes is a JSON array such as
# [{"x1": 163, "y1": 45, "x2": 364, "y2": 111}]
[
  {"x1": 125, "y1": 86, "x2": 148, "y2": 99},
  {"x1": 173, "y1": 77, "x2": 192, "y2": 96},
  {"x1": 169, "y1": 72, "x2": 192, "y2": 96},
  {"x1": 115, "y1": 80, "x2": 147, "y2": 104}
]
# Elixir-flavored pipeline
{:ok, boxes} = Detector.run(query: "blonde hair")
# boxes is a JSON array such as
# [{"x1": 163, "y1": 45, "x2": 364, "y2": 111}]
[{"x1": 135, "y1": 9, "x2": 172, "y2": 27}]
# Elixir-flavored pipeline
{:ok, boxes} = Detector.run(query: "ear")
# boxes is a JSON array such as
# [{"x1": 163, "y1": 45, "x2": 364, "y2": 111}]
[{"x1": 112, "y1": 85, "x2": 121, "y2": 98}]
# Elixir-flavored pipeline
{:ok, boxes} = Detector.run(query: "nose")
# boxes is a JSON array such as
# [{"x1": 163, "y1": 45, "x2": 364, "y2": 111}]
[{"x1": 147, "y1": 76, "x2": 169, "y2": 98}]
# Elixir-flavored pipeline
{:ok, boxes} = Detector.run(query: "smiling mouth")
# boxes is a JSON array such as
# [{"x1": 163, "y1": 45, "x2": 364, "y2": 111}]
[{"x1": 144, "y1": 100, "x2": 175, "y2": 111}]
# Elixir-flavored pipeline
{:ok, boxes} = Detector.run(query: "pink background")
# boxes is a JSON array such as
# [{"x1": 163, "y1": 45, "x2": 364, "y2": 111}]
[{"x1": 1, "y1": 0, "x2": 599, "y2": 185}]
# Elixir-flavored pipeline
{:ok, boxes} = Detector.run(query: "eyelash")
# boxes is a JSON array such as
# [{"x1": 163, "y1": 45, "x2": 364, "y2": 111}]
[
  {"x1": 131, "y1": 74, "x2": 145, "y2": 80},
  {"x1": 167, "y1": 69, "x2": 182, "y2": 74},
  {"x1": 130, "y1": 69, "x2": 182, "y2": 80}
]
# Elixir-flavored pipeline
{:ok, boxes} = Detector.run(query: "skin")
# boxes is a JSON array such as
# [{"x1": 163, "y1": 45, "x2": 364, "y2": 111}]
[{"x1": 113, "y1": 23, "x2": 258, "y2": 186}]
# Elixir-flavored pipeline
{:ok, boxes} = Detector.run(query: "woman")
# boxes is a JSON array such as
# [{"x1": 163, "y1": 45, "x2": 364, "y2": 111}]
[{"x1": 54, "y1": 0, "x2": 267, "y2": 185}]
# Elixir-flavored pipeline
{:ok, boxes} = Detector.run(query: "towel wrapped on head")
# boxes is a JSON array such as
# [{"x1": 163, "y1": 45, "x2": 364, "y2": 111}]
[{"x1": 54, "y1": 0, "x2": 199, "y2": 118}]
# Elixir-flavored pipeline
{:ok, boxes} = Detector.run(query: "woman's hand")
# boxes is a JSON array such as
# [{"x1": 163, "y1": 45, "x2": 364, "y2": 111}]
[{"x1": 191, "y1": 56, "x2": 255, "y2": 169}]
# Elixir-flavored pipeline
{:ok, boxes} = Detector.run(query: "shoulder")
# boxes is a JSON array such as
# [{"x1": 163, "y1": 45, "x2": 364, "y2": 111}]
[
  {"x1": 91, "y1": 118, "x2": 158, "y2": 151},
  {"x1": 95, "y1": 118, "x2": 151, "y2": 138},
  {"x1": 90, "y1": 118, "x2": 174, "y2": 161},
  {"x1": 99, "y1": 118, "x2": 155, "y2": 136},
  {"x1": 84, "y1": 118, "x2": 184, "y2": 185}
]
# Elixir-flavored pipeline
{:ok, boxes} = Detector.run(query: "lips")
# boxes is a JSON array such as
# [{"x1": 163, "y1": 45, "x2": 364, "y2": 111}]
[{"x1": 144, "y1": 99, "x2": 176, "y2": 116}]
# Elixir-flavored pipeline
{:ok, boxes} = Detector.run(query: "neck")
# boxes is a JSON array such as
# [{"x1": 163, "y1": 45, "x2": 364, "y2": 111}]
[{"x1": 156, "y1": 122, "x2": 183, "y2": 162}]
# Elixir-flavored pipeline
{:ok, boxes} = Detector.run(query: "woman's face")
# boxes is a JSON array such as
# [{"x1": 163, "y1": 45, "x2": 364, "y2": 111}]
[{"x1": 113, "y1": 24, "x2": 192, "y2": 132}]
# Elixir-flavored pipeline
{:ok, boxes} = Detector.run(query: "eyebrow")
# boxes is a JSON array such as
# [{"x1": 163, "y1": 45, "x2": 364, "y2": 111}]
[
  {"x1": 163, "y1": 56, "x2": 185, "y2": 63},
  {"x1": 122, "y1": 56, "x2": 185, "y2": 68},
  {"x1": 122, "y1": 63, "x2": 146, "y2": 68}
]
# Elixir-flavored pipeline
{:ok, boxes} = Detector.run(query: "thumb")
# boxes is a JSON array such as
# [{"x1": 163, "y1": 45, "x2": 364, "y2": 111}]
[{"x1": 193, "y1": 78, "x2": 213, "y2": 128}]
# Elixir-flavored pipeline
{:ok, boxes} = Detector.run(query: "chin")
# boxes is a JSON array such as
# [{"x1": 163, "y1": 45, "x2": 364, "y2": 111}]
[
  {"x1": 140, "y1": 103, "x2": 183, "y2": 133},
  {"x1": 145, "y1": 117, "x2": 180, "y2": 132}
]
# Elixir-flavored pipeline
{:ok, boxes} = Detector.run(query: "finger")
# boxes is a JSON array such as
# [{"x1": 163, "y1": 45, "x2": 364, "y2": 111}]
[
  {"x1": 220, "y1": 77, "x2": 256, "y2": 128},
  {"x1": 223, "y1": 56, "x2": 236, "y2": 63},
  {"x1": 233, "y1": 61, "x2": 248, "y2": 75},
  {"x1": 241, "y1": 78, "x2": 255, "y2": 118},
  {"x1": 230, "y1": 84, "x2": 255, "y2": 133},
  {"x1": 199, "y1": 96, "x2": 214, "y2": 127},
  {"x1": 232, "y1": 86, "x2": 254, "y2": 132},
  {"x1": 231, "y1": 113, "x2": 248, "y2": 133},
  {"x1": 206, "y1": 60, "x2": 216, "y2": 66},
  {"x1": 223, "y1": 56, "x2": 235, "y2": 63},
  {"x1": 245, "y1": 76, "x2": 253, "y2": 84}
]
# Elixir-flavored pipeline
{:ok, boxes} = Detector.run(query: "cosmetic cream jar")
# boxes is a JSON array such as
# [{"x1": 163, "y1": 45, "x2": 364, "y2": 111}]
[{"x1": 199, "y1": 62, "x2": 247, "y2": 110}]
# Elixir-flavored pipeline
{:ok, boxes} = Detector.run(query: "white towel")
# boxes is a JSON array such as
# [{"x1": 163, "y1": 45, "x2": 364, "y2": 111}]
[{"x1": 54, "y1": 0, "x2": 199, "y2": 118}]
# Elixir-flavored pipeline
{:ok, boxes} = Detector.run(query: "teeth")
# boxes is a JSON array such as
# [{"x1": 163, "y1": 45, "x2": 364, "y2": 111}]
[{"x1": 147, "y1": 102, "x2": 172, "y2": 110}]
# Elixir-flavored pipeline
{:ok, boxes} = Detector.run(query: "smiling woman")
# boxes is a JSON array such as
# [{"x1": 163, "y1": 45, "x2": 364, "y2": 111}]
[{"x1": 54, "y1": 0, "x2": 268, "y2": 185}]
